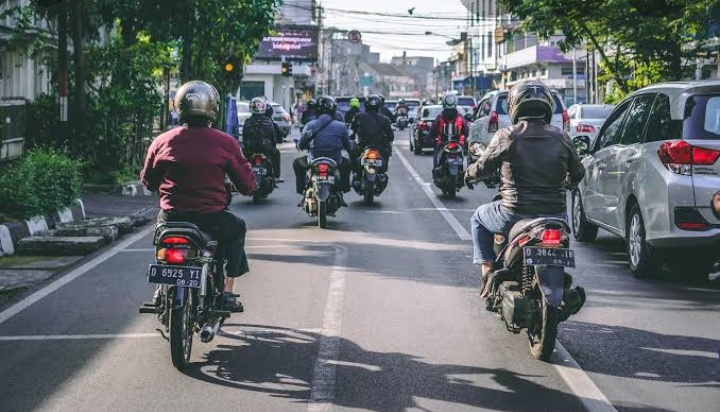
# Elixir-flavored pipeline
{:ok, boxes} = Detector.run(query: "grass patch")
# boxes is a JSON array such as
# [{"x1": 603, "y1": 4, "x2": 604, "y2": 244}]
[{"x1": 0, "y1": 255, "x2": 59, "y2": 269}]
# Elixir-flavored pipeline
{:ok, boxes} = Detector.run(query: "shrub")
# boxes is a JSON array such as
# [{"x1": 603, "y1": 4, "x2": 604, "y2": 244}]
[{"x1": 0, "y1": 149, "x2": 83, "y2": 220}]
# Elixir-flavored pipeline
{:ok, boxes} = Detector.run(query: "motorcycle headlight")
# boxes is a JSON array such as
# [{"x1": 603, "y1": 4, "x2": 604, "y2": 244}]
[{"x1": 469, "y1": 142, "x2": 486, "y2": 157}]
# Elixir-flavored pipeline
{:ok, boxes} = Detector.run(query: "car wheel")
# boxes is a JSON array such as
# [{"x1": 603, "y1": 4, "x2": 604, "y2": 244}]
[
  {"x1": 571, "y1": 190, "x2": 598, "y2": 242},
  {"x1": 627, "y1": 204, "x2": 661, "y2": 278}
]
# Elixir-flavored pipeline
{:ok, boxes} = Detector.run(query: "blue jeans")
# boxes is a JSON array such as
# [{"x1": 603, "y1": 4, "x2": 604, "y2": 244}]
[{"x1": 471, "y1": 201, "x2": 567, "y2": 265}]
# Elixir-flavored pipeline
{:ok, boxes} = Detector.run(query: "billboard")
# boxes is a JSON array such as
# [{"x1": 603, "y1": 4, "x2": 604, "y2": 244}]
[{"x1": 255, "y1": 25, "x2": 319, "y2": 62}]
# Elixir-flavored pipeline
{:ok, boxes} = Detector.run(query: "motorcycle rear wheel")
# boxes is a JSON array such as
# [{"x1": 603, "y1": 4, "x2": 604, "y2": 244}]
[
  {"x1": 529, "y1": 299, "x2": 558, "y2": 362},
  {"x1": 364, "y1": 181, "x2": 375, "y2": 206},
  {"x1": 169, "y1": 288, "x2": 194, "y2": 371},
  {"x1": 318, "y1": 201, "x2": 328, "y2": 228},
  {"x1": 443, "y1": 190, "x2": 456, "y2": 199}
]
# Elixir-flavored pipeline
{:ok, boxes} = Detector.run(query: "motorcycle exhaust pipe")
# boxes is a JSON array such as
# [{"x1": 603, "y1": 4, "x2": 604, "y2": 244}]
[{"x1": 199, "y1": 318, "x2": 221, "y2": 343}]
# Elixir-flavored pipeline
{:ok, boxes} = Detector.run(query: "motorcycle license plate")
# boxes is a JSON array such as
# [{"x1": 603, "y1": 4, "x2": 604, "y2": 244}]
[
  {"x1": 523, "y1": 247, "x2": 575, "y2": 267},
  {"x1": 362, "y1": 159, "x2": 383, "y2": 167},
  {"x1": 447, "y1": 158, "x2": 463, "y2": 165},
  {"x1": 147, "y1": 264, "x2": 202, "y2": 288},
  {"x1": 253, "y1": 167, "x2": 267, "y2": 175},
  {"x1": 313, "y1": 175, "x2": 335, "y2": 184}
]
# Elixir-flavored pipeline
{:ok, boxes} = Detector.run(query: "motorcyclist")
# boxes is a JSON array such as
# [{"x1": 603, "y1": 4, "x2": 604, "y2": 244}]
[
  {"x1": 264, "y1": 103, "x2": 285, "y2": 182},
  {"x1": 344, "y1": 97, "x2": 361, "y2": 125},
  {"x1": 293, "y1": 96, "x2": 353, "y2": 205},
  {"x1": 429, "y1": 93, "x2": 469, "y2": 170},
  {"x1": 350, "y1": 94, "x2": 394, "y2": 175},
  {"x1": 242, "y1": 97, "x2": 281, "y2": 182},
  {"x1": 300, "y1": 98, "x2": 318, "y2": 126},
  {"x1": 378, "y1": 95, "x2": 395, "y2": 123},
  {"x1": 464, "y1": 80, "x2": 585, "y2": 279},
  {"x1": 140, "y1": 80, "x2": 256, "y2": 312},
  {"x1": 395, "y1": 98, "x2": 409, "y2": 119}
]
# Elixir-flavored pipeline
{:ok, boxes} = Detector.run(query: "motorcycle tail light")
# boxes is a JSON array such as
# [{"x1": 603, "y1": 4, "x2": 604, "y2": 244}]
[
  {"x1": 157, "y1": 248, "x2": 187, "y2": 264},
  {"x1": 540, "y1": 229, "x2": 562, "y2": 245},
  {"x1": 447, "y1": 141, "x2": 459, "y2": 150},
  {"x1": 366, "y1": 150, "x2": 380, "y2": 159},
  {"x1": 253, "y1": 155, "x2": 263, "y2": 165},
  {"x1": 161, "y1": 236, "x2": 189, "y2": 245},
  {"x1": 317, "y1": 163, "x2": 329, "y2": 176}
]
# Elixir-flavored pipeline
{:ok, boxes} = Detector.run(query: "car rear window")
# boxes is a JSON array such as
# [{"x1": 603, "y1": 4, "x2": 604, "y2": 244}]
[
  {"x1": 458, "y1": 97, "x2": 475, "y2": 107},
  {"x1": 496, "y1": 93, "x2": 564, "y2": 115},
  {"x1": 582, "y1": 106, "x2": 614, "y2": 119},
  {"x1": 684, "y1": 95, "x2": 720, "y2": 140},
  {"x1": 237, "y1": 104, "x2": 250, "y2": 113},
  {"x1": 422, "y1": 106, "x2": 443, "y2": 119}
]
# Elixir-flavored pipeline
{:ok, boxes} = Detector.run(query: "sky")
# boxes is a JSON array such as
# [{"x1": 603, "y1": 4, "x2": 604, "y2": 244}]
[{"x1": 318, "y1": 0, "x2": 471, "y2": 64}]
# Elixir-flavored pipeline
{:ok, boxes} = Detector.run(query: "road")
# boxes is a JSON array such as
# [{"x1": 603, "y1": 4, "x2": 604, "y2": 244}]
[{"x1": 0, "y1": 128, "x2": 718, "y2": 412}]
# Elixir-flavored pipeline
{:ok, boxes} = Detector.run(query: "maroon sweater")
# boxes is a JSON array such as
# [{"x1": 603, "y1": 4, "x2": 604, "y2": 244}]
[{"x1": 140, "y1": 126, "x2": 256, "y2": 214}]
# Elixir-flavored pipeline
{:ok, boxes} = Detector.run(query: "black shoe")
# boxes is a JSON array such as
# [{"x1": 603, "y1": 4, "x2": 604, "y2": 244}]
[
  {"x1": 224, "y1": 293, "x2": 244, "y2": 313},
  {"x1": 276, "y1": 178, "x2": 284, "y2": 183}
]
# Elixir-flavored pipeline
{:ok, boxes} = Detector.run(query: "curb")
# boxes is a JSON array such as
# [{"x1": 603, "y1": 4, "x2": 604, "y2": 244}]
[
  {"x1": 121, "y1": 180, "x2": 152, "y2": 197},
  {"x1": 0, "y1": 199, "x2": 85, "y2": 257}
]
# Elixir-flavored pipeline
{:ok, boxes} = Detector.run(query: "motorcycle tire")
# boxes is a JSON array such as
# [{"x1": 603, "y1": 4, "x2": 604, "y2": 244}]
[
  {"x1": 318, "y1": 201, "x2": 328, "y2": 228},
  {"x1": 169, "y1": 287, "x2": 194, "y2": 371},
  {"x1": 529, "y1": 299, "x2": 558, "y2": 362},
  {"x1": 364, "y1": 181, "x2": 375, "y2": 206}
]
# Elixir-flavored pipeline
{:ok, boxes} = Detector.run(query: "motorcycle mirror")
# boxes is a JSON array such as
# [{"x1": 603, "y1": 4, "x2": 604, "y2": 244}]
[{"x1": 573, "y1": 135, "x2": 591, "y2": 156}]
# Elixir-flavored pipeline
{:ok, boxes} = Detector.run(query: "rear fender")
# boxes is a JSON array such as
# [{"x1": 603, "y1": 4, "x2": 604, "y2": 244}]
[
  {"x1": 314, "y1": 181, "x2": 331, "y2": 202},
  {"x1": 173, "y1": 286, "x2": 185, "y2": 308},
  {"x1": 535, "y1": 265, "x2": 565, "y2": 308},
  {"x1": 364, "y1": 168, "x2": 377, "y2": 182}
]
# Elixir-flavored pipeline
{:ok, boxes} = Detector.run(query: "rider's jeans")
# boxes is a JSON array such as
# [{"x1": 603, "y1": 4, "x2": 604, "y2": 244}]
[{"x1": 471, "y1": 200, "x2": 566, "y2": 265}]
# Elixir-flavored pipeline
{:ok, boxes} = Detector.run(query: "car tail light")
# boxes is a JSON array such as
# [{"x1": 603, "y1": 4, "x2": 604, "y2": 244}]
[
  {"x1": 674, "y1": 207, "x2": 711, "y2": 231},
  {"x1": 576, "y1": 124, "x2": 595, "y2": 133},
  {"x1": 541, "y1": 229, "x2": 562, "y2": 245},
  {"x1": 488, "y1": 111, "x2": 498, "y2": 133},
  {"x1": 317, "y1": 163, "x2": 329, "y2": 176},
  {"x1": 562, "y1": 110, "x2": 570, "y2": 131},
  {"x1": 161, "y1": 236, "x2": 189, "y2": 245},
  {"x1": 658, "y1": 140, "x2": 720, "y2": 175},
  {"x1": 418, "y1": 121, "x2": 428, "y2": 130}
]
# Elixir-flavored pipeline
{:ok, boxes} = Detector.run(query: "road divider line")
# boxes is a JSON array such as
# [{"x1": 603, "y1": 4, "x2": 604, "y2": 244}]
[
  {"x1": 553, "y1": 342, "x2": 619, "y2": 412},
  {"x1": 0, "y1": 225, "x2": 154, "y2": 325},
  {"x1": 0, "y1": 333, "x2": 162, "y2": 341},
  {"x1": 308, "y1": 245, "x2": 348, "y2": 412},
  {"x1": 395, "y1": 150, "x2": 471, "y2": 240}
]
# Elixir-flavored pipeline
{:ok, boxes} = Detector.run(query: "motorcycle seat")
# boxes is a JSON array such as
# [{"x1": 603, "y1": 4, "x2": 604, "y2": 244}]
[
  {"x1": 507, "y1": 218, "x2": 569, "y2": 244},
  {"x1": 310, "y1": 157, "x2": 338, "y2": 168},
  {"x1": 154, "y1": 222, "x2": 216, "y2": 247}
]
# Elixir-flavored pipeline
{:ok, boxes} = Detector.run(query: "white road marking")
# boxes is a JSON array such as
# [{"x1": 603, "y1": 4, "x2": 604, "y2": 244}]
[
  {"x1": 553, "y1": 343, "x2": 619, "y2": 412},
  {"x1": 0, "y1": 225, "x2": 155, "y2": 325},
  {"x1": 398, "y1": 146, "x2": 618, "y2": 412},
  {"x1": 395, "y1": 150, "x2": 471, "y2": 241},
  {"x1": 308, "y1": 245, "x2": 348, "y2": 412},
  {"x1": 0, "y1": 333, "x2": 161, "y2": 341}
]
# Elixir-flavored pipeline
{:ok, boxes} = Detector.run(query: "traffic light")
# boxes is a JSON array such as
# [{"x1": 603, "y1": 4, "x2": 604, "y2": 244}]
[
  {"x1": 223, "y1": 56, "x2": 242, "y2": 82},
  {"x1": 281, "y1": 62, "x2": 293, "y2": 77}
]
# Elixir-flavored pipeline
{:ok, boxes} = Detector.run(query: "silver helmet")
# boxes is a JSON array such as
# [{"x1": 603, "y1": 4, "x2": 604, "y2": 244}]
[{"x1": 173, "y1": 80, "x2": 220, "y2": 123}]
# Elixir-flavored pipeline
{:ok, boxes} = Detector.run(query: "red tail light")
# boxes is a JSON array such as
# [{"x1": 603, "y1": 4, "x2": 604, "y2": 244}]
[
  {"x1": 675, "y1": 207, "x2": 711, "y2": 231},
  {"x1": 162, "y1": 236, "x2": 189, "y2": 245},
  {"x1": 253, "y1": 155, "x2": 263, "y2": 166},
  {"x1": 366, "y1": 150, "x2": 380, "y2": 160},
  {"x1": 576, "y1": 124, "x2": 595, "y2": 133},
  {"x1": 541, "y1": 229, "x2": 562, "y2": 245},
  {"x1": 418, "y1": 121, "x2": 428, "y2": 130},
  {"x1": 562, "y1": 110, "x2": 570, "y2": 131},
  {"x1": 165, "y1": 248, "x2": 186, "y2": 264},
  {"x1": 488, "y1": 111, "x2": 499, "y2": 133},
  {"x1": 317, "y1": 163, "x2": 329, "y2": 176},
  {"x1": 658, "y1": 140, "x2": 720, "y2": 175}
]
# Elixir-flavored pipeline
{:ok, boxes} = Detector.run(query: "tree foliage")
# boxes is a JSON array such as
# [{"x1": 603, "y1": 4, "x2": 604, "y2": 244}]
[{"x1": 500, "y1": 0, "x2": 718, "y2": 97}]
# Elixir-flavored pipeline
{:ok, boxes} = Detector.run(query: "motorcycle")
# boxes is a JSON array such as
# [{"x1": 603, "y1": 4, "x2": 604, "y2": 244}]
[
  {"x1": 396, "y1": 115, "x2": 409, "y2": 131},
  {"x1": 139, "y1": 222, "x2": 232, "y2": 371},
  {"x1": 301, "y1": 157, "x2": 344, "y2": 228},
  {"x1": 432, "y1": 140, "x2": 465, "y2": 198},
  {"x1": 473, "y1": 181, "x2": 586, "y2": 361},
  {"x1": 249, "y1": 153, "x2": 275, "y2": 203},
  {"x1": 352, "y1": 146, "x2": 389, "y2": 205}
]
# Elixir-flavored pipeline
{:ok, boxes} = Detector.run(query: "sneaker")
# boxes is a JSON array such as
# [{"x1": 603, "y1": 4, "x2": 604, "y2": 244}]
[{"x1": 224, "y1": 293, "x2": 244, "y2": 313}]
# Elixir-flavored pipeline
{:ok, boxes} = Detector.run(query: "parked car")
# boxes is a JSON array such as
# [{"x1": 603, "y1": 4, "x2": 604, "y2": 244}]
[
  {"x1": 409, "y1": 105, "x2": 443, "y2": 155},
  {"x1": 572, "y1": 80, "x2": 720, "y2": 279},
  {"x1": 469, "y1": 90, "x2": 569, "y2": 146},
  {"x1": 237, "y1": 101, "x2": 252, "y2": 134},
  {"x1": 567, "y1": 104, "x2": 615, "y2": 143},
  {"x1": 269, "y1": 102, "x2": 292, "y2": 138}
]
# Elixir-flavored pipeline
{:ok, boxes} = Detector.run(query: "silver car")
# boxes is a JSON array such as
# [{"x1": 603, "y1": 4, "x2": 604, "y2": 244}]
[
  {"x1": 572, "y1": 80, "x2": 720, "y2": 279},
  {"x1": 237, "y1": 101, "x2": 252, "y2": 134},
  {"x1": 567, "y1": 104, "x2": 615, "y2": 144},
  {"x1": 269, "y1": 102, "x2": 292, "y2": 138},
  {"x1": 469, "y1": 90, "x2": 569, "y2": 146}
]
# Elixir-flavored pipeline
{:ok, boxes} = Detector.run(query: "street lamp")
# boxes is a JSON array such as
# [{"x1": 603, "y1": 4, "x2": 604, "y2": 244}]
[{"x1": 425, "y1": 31, "x2": 462, "y2": 46}]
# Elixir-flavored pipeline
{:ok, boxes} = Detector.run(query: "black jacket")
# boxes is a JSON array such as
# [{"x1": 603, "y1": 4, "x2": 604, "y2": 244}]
[
  {"x1": 301, "y1": 109, "x2": 317, "y2": 126},
  {"x1": 380, "y1": 106, "x2": 395, "y2": 122},
  {"x1": 242, "y1": 114, "x2": 276, "y2": 153},
  {"x1": 351, "y1": 111, "x2": 394, "y2": 154},
  {"x1": 344, "y1": 107, "x2": 360, "y2": 124},
  {"x1": 466, "y1": 120, "x2": 585, "y2": 215}
]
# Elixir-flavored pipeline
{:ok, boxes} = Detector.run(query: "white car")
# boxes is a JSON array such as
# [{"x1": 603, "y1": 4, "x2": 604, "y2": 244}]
[
  {"x1": 567, "y1": 104, "x2": 615, "y2": 144},
  {"x1": 237, "y1": 101, "x2": 252, "y2": 134}
]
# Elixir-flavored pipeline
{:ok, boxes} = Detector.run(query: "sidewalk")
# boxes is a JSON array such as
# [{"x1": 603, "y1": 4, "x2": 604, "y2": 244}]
[{"x1": 0, "y1": 193, "x2": 159, "y2": 304}]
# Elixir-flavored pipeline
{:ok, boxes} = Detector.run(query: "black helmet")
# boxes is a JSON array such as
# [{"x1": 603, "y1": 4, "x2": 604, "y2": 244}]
[
  {"x1": 307, "y1": 99, "x2": 317, "y2": 109},
  {"x1": 316, "y1": 96, "x2": 337, "y2": 116},
  {"x1": 398, "y1": 98, "x2": 406, "y2": 105},
  {"x1": 378, "y1": 95, "x2": 385, "y2": 105},
  {"x1": 173, "y1": 80, "x2": 220, "y2": 123},
  {"x1": 509, "y1": 80, "x2": 554, "y2": 124},
  {"x1": 366, "y1": 94, "x2": 382, "y2": 112},
  {"x1": 442, "y1": 93, "x2": 458, "y2": 110}
]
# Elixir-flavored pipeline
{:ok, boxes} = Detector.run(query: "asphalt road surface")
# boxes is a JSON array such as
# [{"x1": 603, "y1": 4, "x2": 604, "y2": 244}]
[{"x1": 0, "y1": 129, "x2": 718, "y2": 412}]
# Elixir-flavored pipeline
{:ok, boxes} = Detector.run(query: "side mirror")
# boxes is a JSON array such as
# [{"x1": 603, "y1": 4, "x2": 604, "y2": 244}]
[{"x1": 573, "y1": 135, "x2": 591, "y2": 156}]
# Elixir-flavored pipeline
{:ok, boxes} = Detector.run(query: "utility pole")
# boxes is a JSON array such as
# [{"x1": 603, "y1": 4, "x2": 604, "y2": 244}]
[
  {"x1": 58, "y1": 0, "x2": 69, "y2": 144},
  {"x1": 572, "y1": 48, "x2": 577, "y2": 105}
]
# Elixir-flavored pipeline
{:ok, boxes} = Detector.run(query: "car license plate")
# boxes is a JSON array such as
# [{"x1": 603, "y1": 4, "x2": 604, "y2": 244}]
[
  {"x1": 523, "y1": 247, "x2": 575, "y2": 267},
  {"x1": 362, "y1": 159, "x2": 383, "y2": 167},
  {"x1": 148, "y1": 264, "x2": 202, "y2": 288},
  {"x1": 253, "y1": 167, "x2": 267, "y2": 175},
  {"x1": 313, "y1": 175, "x2": 335, "y2": 184}
]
